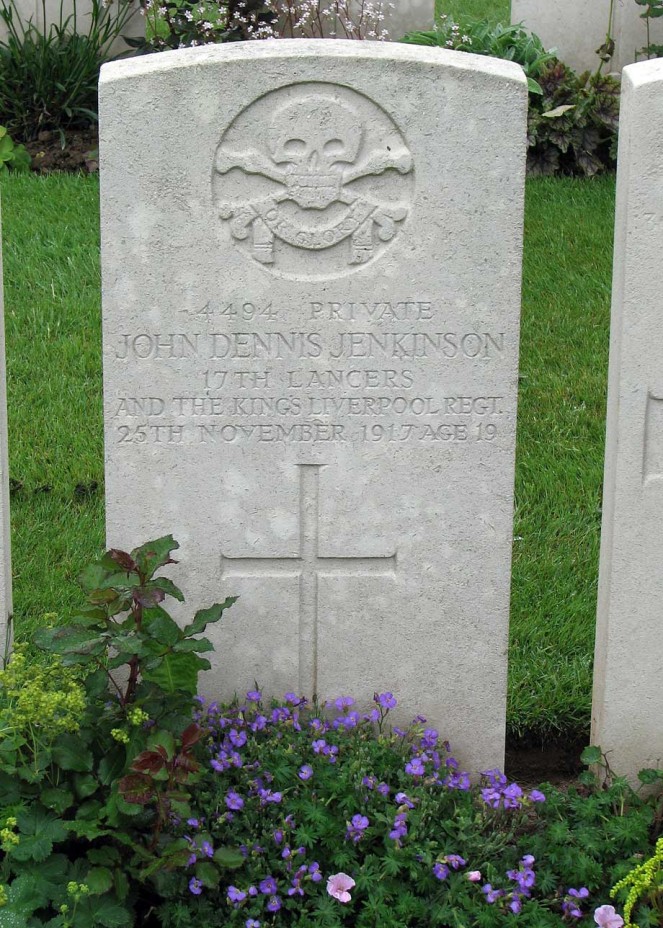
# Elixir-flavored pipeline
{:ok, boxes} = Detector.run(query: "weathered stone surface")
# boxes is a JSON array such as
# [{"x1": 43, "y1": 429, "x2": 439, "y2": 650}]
[
  {"x1": 592, "y1": 59, "x2": 663, "y2": 782},
  {"x1": 100, "y1": 40, "x2": 527, "y2": 772},
  {"x1": 0, "y1": 196, "x2": 12, "y2": 661},
  {"x1": 0, "y1": 0, "x2": 143, "y2": 54},
  {"x1": 511, "y1": 0, "x2": 663, "y2": 72}
]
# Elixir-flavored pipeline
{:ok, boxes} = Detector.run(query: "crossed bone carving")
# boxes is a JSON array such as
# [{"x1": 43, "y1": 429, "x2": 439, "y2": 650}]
[{"x1": 214, "y1": 96, "x2": 413, "y2": 266}]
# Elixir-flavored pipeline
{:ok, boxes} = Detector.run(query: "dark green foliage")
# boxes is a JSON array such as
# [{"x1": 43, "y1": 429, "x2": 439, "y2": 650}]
[
  {"x1": 0, "y1": 537, "x2": 236, "y2": 926},
  {"x1": 401, "y1": 18, "x2": 555, "y2": 94},
  {"x1": 403, "y1": 17, "x2": 620, "y2": 177},
  {"x1": 0, "y1": 0, "x2": 138, "y2": 140},
  {"x1": 528, "y1": 63, "x2": 620, "y2": 177}
]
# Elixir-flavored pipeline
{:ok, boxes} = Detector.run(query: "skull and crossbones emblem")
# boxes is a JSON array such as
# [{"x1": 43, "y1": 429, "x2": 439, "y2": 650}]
[{"x1": 212, "y1": 84, "x2": 414, "y2": 273}]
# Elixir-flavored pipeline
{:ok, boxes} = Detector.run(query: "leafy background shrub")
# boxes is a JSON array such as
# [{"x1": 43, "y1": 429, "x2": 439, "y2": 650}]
[
  {"x1": 0, "y1": 0, "x2": 137, "y2": 141},
  {"x1": 402, "y1": 17, "x2": 620, "y2": 178}
]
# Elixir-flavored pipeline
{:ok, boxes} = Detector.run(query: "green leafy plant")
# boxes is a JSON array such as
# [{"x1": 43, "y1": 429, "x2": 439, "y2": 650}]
[
  {"x1": 528, "y1": 62, "x2": 620, "y2": 177},
  {"x1": 0, "y1": 0, "x2": 139, "y2": 141},
  {"x1": 0, "y1": 535, "x2": 239, "y2": 926},
  {"x1": 403, "y1": 17, "x2": 620, "y2": 177},
  {"x1": 0, "y1": 124, "x2": 30, "y2": 171},
  {"x1": 635, "y1": 0, "x2": 663, "y2": 59},
  {"x1": 401, "y1": 16, "x2": 555, "y2": 95}
]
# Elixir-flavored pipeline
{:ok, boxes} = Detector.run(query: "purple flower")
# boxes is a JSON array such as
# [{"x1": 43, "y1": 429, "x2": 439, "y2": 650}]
[
  {"x1": 266, "y1": 896, "x2": 281, "y2": 913},
  {"x1": 259, "y1": 877, "x2": 277, "y2": 895},
  {"x1": 298, "y1": 764, "x2": 313, "y2": 781},
  {"x1": 226, "y1": 790, "x2": 244, "y2": 811},
  {"x1": 273, "y1": 829, "x2": 283, "y2": 846},
  {"x1": 375, "y1": 691, "x2": 397, "y2": 709},
  {"x1": 201, "y1": 841, "x2": 214, "y2": 858},
  {"x1": 187, "y1": 818, "x2": 200, "y2": 829},
  {"x1": 334, "y1": 696, "x2": 355, "y2": 711},
  {"x1": 395, "y1": 792, "x2": 415, "y2": 809},
  {"x1": 227, "y1": 886, "x2": 246, "y2": 904},
  {"x1": 405, "y1": 757, "x2": 425, "y2": 777},
  {"x1": 446, "y1": 855, "x2": 466, "y2": 870},
  {"x1": 284, "y1": 691, "x2": 299, "y2": 705},
  {"x1": 312, "y1": 739, "x2": 327, "y2": 754},
  {"x1": 229, "y1": 728, "x2": 247, "y2": 748},
  {"x1": 346, "y1": 814, "x2": 370, "y2": 843},
  {"x1": 246, "y1": 690, "x2": 262, "y2": 702},
  {"x1": 482, "y1": 884, "x2": 504, "y2": 904},
  {"x1": 529, "y1": 789, "x2": 546, "y2": 803},
  {"x1": 421, "y1": 727, "x2": 439, "y2": 748},
  {"x1": 308, "y1": 862, "x2": 322, "y2": 883},
  {"x1": 563, "y1": 888, "x2": 590, "y2": 919},
  {"x1": 389, "y1": 812, "x2": 408, "y2": 845},
  {"x1": 433, "y1": 862, "x2": 449, "y2": 880},
  {"x1": 189, "y1": 877, "x2": 203, "y2": 895},
  {"x1": 246, "y1": 920, "x2": 261, "y2": 928},
  {"x1": 377, "y1": 782, "x2": 390, "y2": 796}
]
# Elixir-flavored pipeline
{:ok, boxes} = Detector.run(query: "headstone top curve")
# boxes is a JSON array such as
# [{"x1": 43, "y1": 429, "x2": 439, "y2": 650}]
[
  {"x1": 100, "y1": 38, "x2": 527, "y2": 88},
  {"x1": 623, "y1": 58, "x2": 663, "y2": 89}
]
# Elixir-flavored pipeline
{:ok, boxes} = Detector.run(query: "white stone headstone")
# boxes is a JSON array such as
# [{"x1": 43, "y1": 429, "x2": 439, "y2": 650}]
[
  {"x1": 386, "y1": 0, "x2": 434, "y2": 39},
  {"x1": 592, "y1": 59, "x2": 663, "y2": 782},
  {"x1": 0, "y1": 196, "x2": 12, "y2": 663},
  {"x1": 100, "y1": 41, "x2": 527, "y2": 772},
  {"x1": 511, "y1": 0, "x2": 663, "y2": 73}
]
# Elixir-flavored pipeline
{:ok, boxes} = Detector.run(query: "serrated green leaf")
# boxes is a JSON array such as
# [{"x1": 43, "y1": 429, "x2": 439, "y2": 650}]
[
  {"x1": 213, "y1": 846, "x2": 246, "y2": 869},
  {"x1": 637, "y1": 767, "x2": 663, "y2": 785},
  {"x1": 581, "y1": 745, "x2": 603, "y2": 765},
  {"x1": 143, "y1": 611, "x2": 181, "y2": 647},
  {"x1": 98, "y1": 751, "x2": 126, "y2": 786},
  {"x1": 150, "y1": 576, "x2": 185, "y2": 602},
  {"x1": 73, "y1": 774, "x2": 99, "y2": 799},
  {"x1": 13, "y1": 806, "x2": 67, "y2": 862},
  {"x1": 194, "y1": 860, "x2": 220, "y2": 888},
  {"x1": 131, "y1": 535, "x2": 179, "y2": 579},
  {"x1": 182, "y1": 597, "x2": 237, "y2": 636},
  {"x1": 86, "y1": 866, "x2": 113, "y2": 895},
  {"x1": 41, "y1": 787, "x2": 75, "y2": 813},
  {"x1": 173, "y1": 637, "x2": 214, "y2": 653},
  {"x1": 52, "y1": 734, "x2": 93, "y2": 772},
  {"x1": 87, "y1": 847, "x2": 121, "y2": 867},
  {"x1": 142, "y1": 651, "x2": 204, "y2": 695}
]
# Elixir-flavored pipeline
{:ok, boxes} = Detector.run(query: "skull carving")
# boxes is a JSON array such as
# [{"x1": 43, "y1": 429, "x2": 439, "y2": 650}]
[
  {"x1": 213, "y1": 83, "x2": 414, "y2": 276},
  {"x1": 268, "y1": 98, "x2": 364, "y2": 209}
]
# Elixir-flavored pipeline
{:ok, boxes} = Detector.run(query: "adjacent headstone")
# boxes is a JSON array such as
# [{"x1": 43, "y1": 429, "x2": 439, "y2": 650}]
[
  {"x1": 511, "y1": 0, "x2": 663, "y2": 73},
  {"x1": 100, "y1": 40, "x2": 527, "y2": 772},
  {"x1": 592, "y1": 59, "x2": 663, "y2": 782},
  {"x1": 0, "y1": 0, "x2": 143, "y2": 55},
  {"x1": 386, "y1": 0, "x2": 434, "y2": 40},
  {"x1": 0, "y1": 196, "x2": 13, "y2": 663}
]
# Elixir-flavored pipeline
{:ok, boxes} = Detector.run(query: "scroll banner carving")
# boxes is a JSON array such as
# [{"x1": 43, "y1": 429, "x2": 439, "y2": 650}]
[{"x1": 212, "y1": 82, "x2": 414, "y2": 277}]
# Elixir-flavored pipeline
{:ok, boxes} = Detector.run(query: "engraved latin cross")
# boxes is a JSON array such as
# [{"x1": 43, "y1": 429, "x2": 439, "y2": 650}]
[{"x1": 220, "y1": 464, "x2": 397, "y2": 696}]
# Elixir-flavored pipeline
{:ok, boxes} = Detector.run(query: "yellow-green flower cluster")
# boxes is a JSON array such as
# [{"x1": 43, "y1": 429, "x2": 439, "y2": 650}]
[
  {"x1": 0, "y1": 884, "x2": 8, "y2": 907},
  {"x1": 611, "y1": 836, "x2": 663, "y2": 927},
  {"x1": 111, "y1": 728, "x2": 130, "y2": 744},
  {"x1": 0, "y1": 816, "x2": 18, "y2": 854},
  {"x1": 0, "y1": 643, "x2": 86, "y2": 738},
  {"x1": 128, "y1": 707, "x2": 149, "y2": 726},
  {"x1": 66, "y1": 881, "x2": 90, "y2": 901}
]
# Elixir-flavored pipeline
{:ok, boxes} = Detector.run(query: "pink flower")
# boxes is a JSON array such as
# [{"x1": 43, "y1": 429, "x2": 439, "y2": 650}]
[
  {"x1": 467, "y1": 870, "x2": 482, "y2": 882},
  {"x1": 326, "y1": 872, "x2": 356, "y2": 903},
  {"x1": 594, "y1": 905, "x2": 624, "y2": 928}
]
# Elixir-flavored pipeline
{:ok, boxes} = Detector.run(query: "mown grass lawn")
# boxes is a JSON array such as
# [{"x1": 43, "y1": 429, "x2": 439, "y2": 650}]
[
  {"x1": 437, "y1": 0, "x2": 511, "y2": 25},
  {"x1": 0, "y1": 169, "x2": 615, "y2": 740}
]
